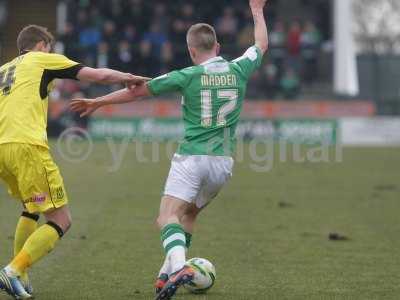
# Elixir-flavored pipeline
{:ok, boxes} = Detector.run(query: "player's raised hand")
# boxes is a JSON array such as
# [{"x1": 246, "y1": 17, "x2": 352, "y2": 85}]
[
  {"x1": 126, "y1": 74, "x2": 152, "y2": 90},
  {"x1": 69, "y1": 98, "x2": 101, "y2": 117},
  {"x1": 249, "y1": 0, "x2": 267, "y2": 11}
]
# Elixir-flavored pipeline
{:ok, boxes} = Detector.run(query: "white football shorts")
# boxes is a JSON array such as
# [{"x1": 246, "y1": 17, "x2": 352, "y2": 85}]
[{"x1": 163, "y1": 154, "x2": 234, "y2": 208}]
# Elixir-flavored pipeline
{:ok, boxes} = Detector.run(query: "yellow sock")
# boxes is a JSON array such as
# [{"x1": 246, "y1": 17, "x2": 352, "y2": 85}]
[
  {"x1": 10, "y1": 223, "x2": 60, "y2": 275},
  {"x1": 9, "y1": 251, "x2": 32, "y2": 275},
  {"x1": 13, "y1": 212, "x2": 39, "y2": 279},
  {"x1": 14, "y1": 212, "x2": 39, "y2": 257}
]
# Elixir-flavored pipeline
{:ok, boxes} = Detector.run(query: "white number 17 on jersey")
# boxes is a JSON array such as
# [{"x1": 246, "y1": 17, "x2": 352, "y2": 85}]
[{"x1": 201, "y1": 89, "x2": 238, "y2": 128}]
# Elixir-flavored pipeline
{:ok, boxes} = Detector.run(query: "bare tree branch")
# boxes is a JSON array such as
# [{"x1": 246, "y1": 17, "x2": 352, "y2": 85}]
[{"x1": 353, "y1": 0, "x2": 400, "y2": 54}]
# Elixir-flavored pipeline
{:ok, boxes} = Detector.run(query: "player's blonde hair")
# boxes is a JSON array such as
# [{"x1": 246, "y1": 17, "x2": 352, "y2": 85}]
[
  {"x1": 187, "y1": 23, "x2": 217, "y2": 52},
  {"x1": 17, "y1": 25, "x2": 55, "y2": 54}
]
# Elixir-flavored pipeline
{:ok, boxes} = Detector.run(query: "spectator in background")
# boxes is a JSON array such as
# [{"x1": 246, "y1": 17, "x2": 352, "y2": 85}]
[
  {"x1": 52, "y1": 79, "x2": 81, "y2": 102},
  {"x1": 181, "y1": 3, "x2": 196, "y2": 27},
  {"x1": 142, "y1": 23, "x2": 168, "y2": 56},
  {"x1": 170, "y1": 18, "x2": 190, "y2": 69},
  {"x1": 89, "y1": 7, "x2": 105, "y2": 29},
  {"x1": 237, "y1": 10, "x2": 254, "y2": 51},
  {"x1": 138, "y1": 40, "x2": 155, "y2": 77},
  {"x1": 262, "y1": 63, "x2": 279, "y2": 99},
  {"x1": 160, "y1": 42, "x2": 173, "y2": 74},
  {"x1": 300, "y1": 21, "x2": 321, "y2": 85},
  {"x1": 109, "y1": 0, "x2": 124, "y2": 27},
  {"x1": 115, "y1": 40, "x2": 134, "y2": 73},
  {"x1": 280, "y1": 68, "x2": 301, "y2": 99},
  {"x1": 154, "y1": 3, "x2": 169, "y2": 33},
  {"x1": 216, "y1": 7, "x2": 238, "y2": 46},
  {"x1": 122, "y1": 24, "x2": 141, "y2": 71},
  {"x1": 102, "y1": 20, "x2": 119, "y2": 46},
  {"x1": 79, "y1": 26, "x2": 101, "y2": 50},
  {"x1": 142, "y1": 22, "x2": 169, "y2": 75},
  {"x1": 287, "y1": 21, "x2": 302, "y2": 72},
  {"x1": 170, "y1": 19, "x2": 186, "y2": 45},
  {"x1": 96, "y1": 42, "x2": 110, "y2": 69},
  {"x1": 59, "y1": 22, "x2": 80, "y2": 59},
  {"x1": 127, "y1": 0, "x2": 149, "y2": 31},
  {"x1": 169, "y1": 4, "x2": 196, "y2": 69},
  {"x1": 248, "y1": 62, "x2": 279, "y2": 100},
  {"x1": 123, "y1": 24, "x2": 139, "y2": 45},
  {"x1": 57, "y1": 0, "x2": 326, "y2": 100},
  {"x1": 78, "y1": 19, "x2": 101, "y2": 65},
  {"x1": 76, "y1": 9, "x2": 89, "y2": 32},
  {"x1": 269, "y1": 21, "x2": 286, "y2": 79},
  {"x1": 93, "y1": 41, "x2": 119, "y2": 97},
  {"x1": 247, "y1": 70, "x2": 262, "y2": 99}
]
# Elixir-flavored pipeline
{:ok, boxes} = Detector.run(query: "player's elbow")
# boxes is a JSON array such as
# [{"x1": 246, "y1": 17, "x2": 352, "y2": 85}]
[{"x1": 257, "y1": 41, "x2": 269, "y2": 54}]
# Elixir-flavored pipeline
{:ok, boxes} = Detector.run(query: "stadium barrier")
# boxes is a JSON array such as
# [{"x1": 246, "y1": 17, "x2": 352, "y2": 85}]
[
  {"x1": 89, "y1": 100, "x2": 375, "y2": 119},
  {"x1": 340, "y1": 117, "x2": 400, "y2": 146},
  {"x1": 48, "y1": 99, "x2": 375, "y2": 120},
  {"x1": 48, "y1": 99, "x2": 400, "y2": 146},
  {"x1": 87, "y1": 116, "x2": 400, "y2": 146},
  {"x1": 88, "y1": 117, "x2": 338, "y2": 144}
]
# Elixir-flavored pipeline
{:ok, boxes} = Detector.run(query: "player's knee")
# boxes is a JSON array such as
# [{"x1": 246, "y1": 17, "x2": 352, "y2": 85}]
[
  {"x1": 63, "y1": 214, "x2": 72, "y2": 233},
  {"x1": 56, "y1": 209, "x2": 72, "y2": 234},
  {"x1": 44, "y1": 206, "x2": 72, "y2": 235},
  {"x1": 50, "y1": 215, "x2": 71, "y2": 236}
]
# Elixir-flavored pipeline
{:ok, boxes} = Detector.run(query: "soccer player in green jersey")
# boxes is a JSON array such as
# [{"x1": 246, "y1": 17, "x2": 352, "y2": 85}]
[{"x1": 71, "y1": 0, "x2": 268, "y2": 298}]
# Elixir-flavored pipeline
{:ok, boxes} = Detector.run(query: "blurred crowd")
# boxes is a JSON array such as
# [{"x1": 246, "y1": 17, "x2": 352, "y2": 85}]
[{"x1": 56, "y1": 0, "x2": 323, "y2": 100}]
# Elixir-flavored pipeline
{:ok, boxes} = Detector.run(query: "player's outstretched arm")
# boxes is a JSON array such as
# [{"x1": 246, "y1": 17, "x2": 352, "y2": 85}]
[
  {"x1": 76, "y1": 66, "x2": 151, "y2": 87},
  {"x1": 249, "y1": 0, "x2": 269, "y2": 54},
  {"x1": 70, "y1": 84, "x2": 152, "y2": 117}
]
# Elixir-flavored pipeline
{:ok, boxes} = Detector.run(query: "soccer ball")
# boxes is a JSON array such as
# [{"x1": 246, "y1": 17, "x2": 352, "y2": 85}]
[{"x1": 184, "y1": 258, "x2": 216, "y2": 294}]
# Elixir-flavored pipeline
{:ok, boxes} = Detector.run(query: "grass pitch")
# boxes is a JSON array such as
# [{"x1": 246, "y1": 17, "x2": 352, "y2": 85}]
[{"x1": 0, "y1": 142, "x2": 399, "y2": 300}]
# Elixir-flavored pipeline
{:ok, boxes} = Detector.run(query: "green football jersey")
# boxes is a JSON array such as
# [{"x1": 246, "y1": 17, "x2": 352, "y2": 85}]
[{"x1": 148, "y1": 45, "x2": 263, "y2": 156}]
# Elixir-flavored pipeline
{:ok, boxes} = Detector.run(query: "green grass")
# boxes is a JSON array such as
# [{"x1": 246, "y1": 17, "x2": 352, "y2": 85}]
[{"x1": 1, "y1": 142, "x2": 400, "y2": 300}]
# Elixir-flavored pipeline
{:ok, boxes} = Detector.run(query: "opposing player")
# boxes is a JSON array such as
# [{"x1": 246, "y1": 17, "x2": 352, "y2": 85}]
[
  {"x1": 0, "y1": 25, "x2": 149, "y2": 299},
  {"x1": 70, "y1": 0, "x2": 268, "y2": 299}
]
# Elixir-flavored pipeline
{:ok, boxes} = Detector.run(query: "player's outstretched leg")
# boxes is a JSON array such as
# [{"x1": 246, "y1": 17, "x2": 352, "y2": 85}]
[
  {"x1": 13, "y1": 211, "x2": 40, "y2": 295},
  {"x1": 154, "y1": 202, "x2": 200, "y2": 296},
  {"x1": 155, "y1": 231, "x2": 194, "y2": 295},
  {"x1": 154, "y1": 228, "x2": 192, "y2": 294},
  {"x1": 154, "y1": 196, "x2": 196, "y2": 299},
  {"x1": 0, "y1": 206, "x2": 71, "y2": 299},
  {"x1": 154, "y1": 232, "x2": 194, "y2": 295}
]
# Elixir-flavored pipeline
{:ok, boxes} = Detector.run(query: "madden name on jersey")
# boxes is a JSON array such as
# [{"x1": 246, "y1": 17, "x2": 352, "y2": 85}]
[{"x1": 201, "y1": 74, "x2": 237, "y2": 87}]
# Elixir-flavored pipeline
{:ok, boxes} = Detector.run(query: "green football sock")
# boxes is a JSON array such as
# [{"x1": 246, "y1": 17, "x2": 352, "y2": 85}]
[{"x1": 161, "y1": 223, "x2": 186, "y2": 273}]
